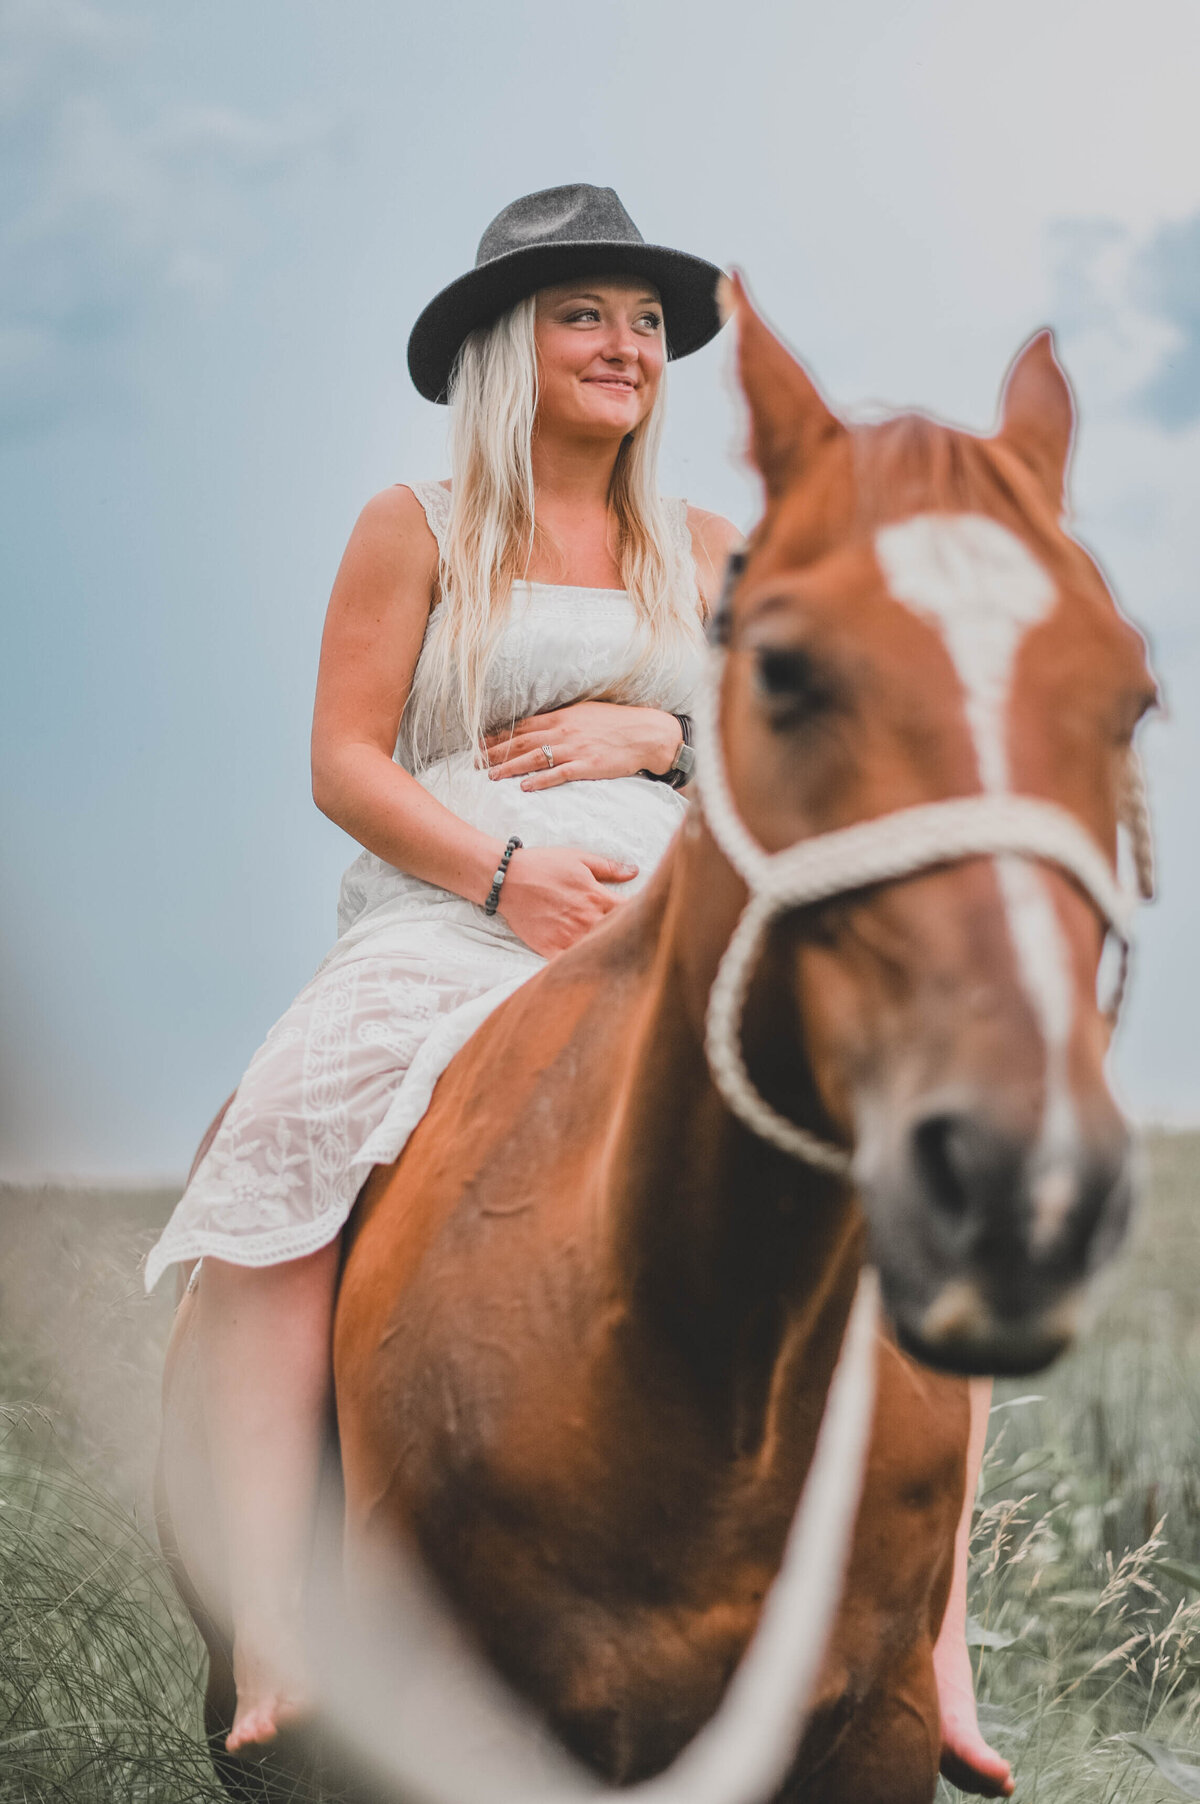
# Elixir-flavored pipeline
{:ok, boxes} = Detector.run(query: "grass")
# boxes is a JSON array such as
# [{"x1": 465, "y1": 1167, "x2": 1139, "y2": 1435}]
[
  {"x1": 0, "y1": 1186, "x2": 225, "y2": 1802},
  {"x1": 0, "y1": 1428, "x2": 222, "y2": 1802},
  {"x1": 941, "y1": 1131, "x2": 1200, "y2": 1801},
  {"x1": 2, "y1": 1140, "x2": 1200, "y2": 1802}
]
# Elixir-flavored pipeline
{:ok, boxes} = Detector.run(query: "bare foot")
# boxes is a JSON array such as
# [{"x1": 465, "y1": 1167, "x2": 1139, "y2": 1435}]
[
  {"x1": 225, "y1": 1626, "x2": 310, "y2": 1755},
  {"x1": 933, "y1": 1631, "x2": 1015, "y2": 1797}
]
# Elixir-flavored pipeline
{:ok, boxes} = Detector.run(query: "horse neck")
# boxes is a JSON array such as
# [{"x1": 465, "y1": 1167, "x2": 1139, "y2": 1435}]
[{"x1": 601, "y1": 819, "x2": 860, "y2": 1443}]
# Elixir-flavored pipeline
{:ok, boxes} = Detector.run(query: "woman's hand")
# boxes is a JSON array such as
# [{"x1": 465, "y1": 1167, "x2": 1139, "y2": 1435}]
[
  {"x1": 498, "y1": 845, "x2": 639, "y2": 957},
  {"x1": 483, "y1": 702, "x2": 681, "y2": 789}
]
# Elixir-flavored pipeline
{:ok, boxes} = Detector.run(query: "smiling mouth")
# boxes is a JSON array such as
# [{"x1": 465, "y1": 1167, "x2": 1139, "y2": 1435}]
[{"x1": 585, "y1": 377, "x2": 637, "y2": 391}]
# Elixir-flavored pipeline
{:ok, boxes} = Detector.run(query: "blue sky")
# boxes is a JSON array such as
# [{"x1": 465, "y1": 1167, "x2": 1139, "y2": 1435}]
[{"x1": 3, "y1": 0, "x2": 1199, "y2": 1177}]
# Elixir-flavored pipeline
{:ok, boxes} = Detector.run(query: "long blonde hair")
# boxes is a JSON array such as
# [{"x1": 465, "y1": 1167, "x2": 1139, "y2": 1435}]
[{"x1": 400, "y1": 293, "x2": 703, "y2": 765}]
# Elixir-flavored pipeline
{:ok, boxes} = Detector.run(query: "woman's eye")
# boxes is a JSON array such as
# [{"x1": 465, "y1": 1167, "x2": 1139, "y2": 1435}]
[
  {"x1": 566, "y1": 309, "x2": 601, "y2": 323},
  {"x1": 753, "y1": 645, "x2": 833, "y2": 725},
  {"x1": 638, "y1": 312, "x2": 662, "y2": 331}
]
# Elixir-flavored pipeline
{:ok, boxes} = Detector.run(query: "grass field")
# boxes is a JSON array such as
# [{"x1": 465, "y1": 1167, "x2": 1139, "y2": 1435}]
[{"x1": 1, "y1": 1138, "x2": 1199, "y2": 1802}]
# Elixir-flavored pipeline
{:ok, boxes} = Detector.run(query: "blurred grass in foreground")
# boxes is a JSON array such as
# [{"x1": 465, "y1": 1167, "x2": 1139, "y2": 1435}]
[
  {"x1": 0, "y1": 1427, "x2": 222, "y2": 1802},
  {"x1": 1, "y1": 1138, "x2": 1199, "y2": 1802},
  {"x1": 942, "y1": 1131, "x2": 1200, "y2": 1801},
  {"x1": 0, "y1": 1185, "x2": 227, "y2": 1801}
]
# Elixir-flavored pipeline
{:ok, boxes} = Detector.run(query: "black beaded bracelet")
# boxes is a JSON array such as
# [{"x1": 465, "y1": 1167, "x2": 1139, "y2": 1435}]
[{"x1": 484, "y1": 835, "x2": 522, "y2": 916}]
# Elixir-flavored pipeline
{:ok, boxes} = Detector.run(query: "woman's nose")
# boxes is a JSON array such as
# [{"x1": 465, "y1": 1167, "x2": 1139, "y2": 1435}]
[{"x1": 601, "y1": 326, "x2": 638, "y2": 363}]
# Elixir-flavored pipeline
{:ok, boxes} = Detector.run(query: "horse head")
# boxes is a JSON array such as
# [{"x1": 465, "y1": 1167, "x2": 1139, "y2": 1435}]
[{"x1": 708, "y1": 275, "x2": 1157, "y2": 1377}]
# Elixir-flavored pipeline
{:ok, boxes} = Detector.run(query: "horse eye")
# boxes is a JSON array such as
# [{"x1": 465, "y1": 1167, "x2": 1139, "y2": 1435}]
[{"x1": 754, "y1": 645, "x2": 831, "y2": 723}]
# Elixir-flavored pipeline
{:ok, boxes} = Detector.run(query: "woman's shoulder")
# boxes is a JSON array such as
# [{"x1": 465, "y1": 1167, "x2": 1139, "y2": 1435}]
[
  {"x1": 685, "y1": 504, "x2": 743, "y2": 557},
  {"x1": 348, "y1": 481, "x2": 446, "y2": 561},
  {"x1": 684, "y1": 505, "x2": 744, "y2": 613},
  {"x1": 328, "y1": 485, "x2": 443, "y2": 620}
]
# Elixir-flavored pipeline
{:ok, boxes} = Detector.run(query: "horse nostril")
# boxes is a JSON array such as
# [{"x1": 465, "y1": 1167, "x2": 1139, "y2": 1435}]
[
  {"x1": 911, "y1": 1113, "x2": 973, "y2": 1223},
  {"x1": 909, "y1": 1110, "x2": 1025, "y2": 1237}
]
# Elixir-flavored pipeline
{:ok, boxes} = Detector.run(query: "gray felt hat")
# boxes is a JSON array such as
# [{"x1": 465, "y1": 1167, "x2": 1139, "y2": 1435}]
[{"x1": 407, "y1": 183, "x2": 726, "y2": 404}]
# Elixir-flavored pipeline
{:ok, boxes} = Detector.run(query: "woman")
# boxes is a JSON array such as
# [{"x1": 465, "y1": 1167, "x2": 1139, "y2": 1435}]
[{"x1": 148, "y1": 183, "x2": 1009, "y2": 1797}]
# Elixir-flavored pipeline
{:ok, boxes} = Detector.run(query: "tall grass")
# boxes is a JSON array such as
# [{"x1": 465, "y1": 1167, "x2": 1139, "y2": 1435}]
[
  {"x1": 0, "y1": 1186, "x2": 226, "y2": 1799},
  {"x1": 942, "y1": 1132, "x2": 1200, "y2": 1801},
  {"x1": 0, "y1": 1409, "x2": 222, "y2": 1802}
]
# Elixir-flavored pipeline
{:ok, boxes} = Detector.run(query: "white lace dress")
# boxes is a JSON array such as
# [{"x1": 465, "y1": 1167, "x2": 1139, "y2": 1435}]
[{"x1": 144, "y1": 481, "x2": 702, "y2": 1291}]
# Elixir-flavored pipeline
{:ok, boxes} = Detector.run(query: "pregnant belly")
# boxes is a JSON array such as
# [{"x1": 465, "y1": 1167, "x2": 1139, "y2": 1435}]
[
  {"x1": 422, "y1": 752, "x2": 685, "y2": 862},
  {"x1": 336, "y1": 752, "x2": 688, "y2": 944}
]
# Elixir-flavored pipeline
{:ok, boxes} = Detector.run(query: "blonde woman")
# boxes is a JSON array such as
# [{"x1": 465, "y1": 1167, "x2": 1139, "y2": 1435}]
[{"x1": 148, "y1": 184, "x2": 1009, "y2": 1797}]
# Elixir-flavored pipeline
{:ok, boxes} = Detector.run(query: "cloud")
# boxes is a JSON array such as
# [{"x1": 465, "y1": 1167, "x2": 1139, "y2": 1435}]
[
  {"x1": 0, "y1": 0, "x2": 131, "y2": 109},
  {"x1": 0, "y1": 0, "x2": 338, "y2": 436},
  {"x1": 1049, "y1": 210, "x2": 1200, "y2": 431},
  {"x1": 1132, "y1": 215, "x2": 1200, "y2": 430}
]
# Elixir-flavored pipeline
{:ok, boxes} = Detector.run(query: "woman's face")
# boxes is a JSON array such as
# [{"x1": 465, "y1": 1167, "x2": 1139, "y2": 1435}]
[{"x1": 533, "y1": 278, "x2": 664, "y2": 441}]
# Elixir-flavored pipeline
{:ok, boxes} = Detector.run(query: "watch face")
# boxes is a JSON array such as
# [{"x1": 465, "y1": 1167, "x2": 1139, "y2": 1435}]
[{"x1": 673, "y1": 742, "x2": 697, "y2": 776}]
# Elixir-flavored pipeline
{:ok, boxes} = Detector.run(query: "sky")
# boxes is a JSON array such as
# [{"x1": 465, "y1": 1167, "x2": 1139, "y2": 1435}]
[{"x1": 3, "y1": 0, "x2": 1199, "y2": 1178}]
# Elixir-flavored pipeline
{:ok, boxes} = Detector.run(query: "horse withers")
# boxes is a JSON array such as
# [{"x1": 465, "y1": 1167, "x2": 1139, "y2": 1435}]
[{"x1": 160, "y1": 279, "x2": 1156, "y2": 1804}]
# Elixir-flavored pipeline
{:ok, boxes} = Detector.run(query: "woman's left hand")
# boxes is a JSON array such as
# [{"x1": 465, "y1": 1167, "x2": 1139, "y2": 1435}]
[{"x1": 483, "y1": 702, "x2": 681, "y2": 790}]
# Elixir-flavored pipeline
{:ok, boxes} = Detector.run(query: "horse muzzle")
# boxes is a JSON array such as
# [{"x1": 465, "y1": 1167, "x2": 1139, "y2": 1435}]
[{"x1": 856, "y1": 1102, "x2": 1134, "y2": 1377}]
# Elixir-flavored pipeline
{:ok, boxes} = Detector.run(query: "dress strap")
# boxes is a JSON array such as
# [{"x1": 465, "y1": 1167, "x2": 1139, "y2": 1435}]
[
  {"x1": 671, "y1": 496, "x2": 692, "y2": 561},
  {"x1": 404, "y1": 480, "x2": 452, "y2": 553},
  {"x1": 670, "y1": 496, "x2": 703, "y2": 604}
]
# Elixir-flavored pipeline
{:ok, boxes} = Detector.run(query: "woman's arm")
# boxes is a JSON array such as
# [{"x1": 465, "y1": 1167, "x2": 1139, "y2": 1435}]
[
  {"x1": 310, "y1": 487, "x2": 638, "y2": 956},
  {"x1": 311, "y1": 486, "x2": 507, "y2": 901}
]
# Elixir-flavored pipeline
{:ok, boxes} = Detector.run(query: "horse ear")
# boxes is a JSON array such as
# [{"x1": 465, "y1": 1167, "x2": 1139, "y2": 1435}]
[
  {"x1": 995, "y1": 329, "x2": 1076, "y2": 514},
  {"x1": 721, "y1": 271, "x2": 843, "y2": 499}
]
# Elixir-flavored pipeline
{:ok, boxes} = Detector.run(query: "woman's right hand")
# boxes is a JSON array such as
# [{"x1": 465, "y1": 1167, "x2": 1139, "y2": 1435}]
[{"x1": 498, "y1": 846, "x2": 639, "y2": 957}]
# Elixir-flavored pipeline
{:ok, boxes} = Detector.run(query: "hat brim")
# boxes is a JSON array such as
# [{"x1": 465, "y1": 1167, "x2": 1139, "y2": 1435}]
[{"x1": 407, "y1": 241, "x2": 726, "y2": 404}]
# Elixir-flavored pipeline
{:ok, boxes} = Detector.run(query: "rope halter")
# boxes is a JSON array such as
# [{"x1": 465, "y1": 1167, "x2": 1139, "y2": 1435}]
[{"x1": 692, "y1": 652, "x2": 1154, "y2": 1176}]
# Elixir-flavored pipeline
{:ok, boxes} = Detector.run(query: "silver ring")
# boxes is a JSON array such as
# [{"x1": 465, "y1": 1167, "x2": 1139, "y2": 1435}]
[{"x1": 541, "y1": 743, "x2": 554, "y2": 769}]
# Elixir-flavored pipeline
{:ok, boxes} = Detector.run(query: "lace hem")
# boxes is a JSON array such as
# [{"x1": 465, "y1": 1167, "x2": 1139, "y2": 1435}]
[
  {"x1": 143, "y1": 1208, "x2": 351, "y2": 1289},
  {"x1": 143, "y1": 923, "x2": 544, "y2": 1292},
  {"x1": 143, "y1": 966, "x2": 534, "y2": 1291}
]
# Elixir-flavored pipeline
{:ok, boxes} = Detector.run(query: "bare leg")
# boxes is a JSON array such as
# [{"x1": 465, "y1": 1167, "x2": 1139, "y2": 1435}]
[
  {"x1": 196, "y1": 1241, "x2": 341, "y2": 1754},
  {"x1": 935, "y1": 1377, "x2": 1014, "y2": 1798}
]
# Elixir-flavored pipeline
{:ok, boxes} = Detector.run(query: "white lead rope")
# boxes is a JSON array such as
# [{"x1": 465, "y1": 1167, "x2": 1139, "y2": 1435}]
[
  {"x1": 692, "y1": 661, "x2": 1152, "y2": 1172},
  {"x1": 621, "y1": 1268, "x2": 880, "y2": 1804}
]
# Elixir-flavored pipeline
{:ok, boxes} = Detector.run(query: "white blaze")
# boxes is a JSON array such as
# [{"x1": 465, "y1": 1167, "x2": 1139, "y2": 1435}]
[
  {"x1": 874, "y1": 513, "x2": 1078, "y2": 1216},
  {"x1": 874, "y1": 514, "x2": 1054, "y2": 793}
]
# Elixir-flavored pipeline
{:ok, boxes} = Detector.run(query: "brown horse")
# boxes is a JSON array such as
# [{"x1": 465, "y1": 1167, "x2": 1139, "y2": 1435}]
[{"x1": 160, "y1": 279, "x2": 1156, "y2": 1804}]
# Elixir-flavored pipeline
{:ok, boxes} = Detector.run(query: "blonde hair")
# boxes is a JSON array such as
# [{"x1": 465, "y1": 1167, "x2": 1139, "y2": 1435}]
[{"x1": 400, "y1": 292, "x2": 703, "y2": 765}]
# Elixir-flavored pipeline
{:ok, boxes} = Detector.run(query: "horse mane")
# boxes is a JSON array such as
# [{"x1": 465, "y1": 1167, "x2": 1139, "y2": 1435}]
[{"x1": 849, "y1": 413, "x2": 1064, "y2": 558}]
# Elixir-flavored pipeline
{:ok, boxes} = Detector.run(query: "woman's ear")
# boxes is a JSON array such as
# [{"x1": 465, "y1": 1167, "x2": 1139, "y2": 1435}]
[{"x1": 721, "y1": 271, "x2": 844, "y2": 501}]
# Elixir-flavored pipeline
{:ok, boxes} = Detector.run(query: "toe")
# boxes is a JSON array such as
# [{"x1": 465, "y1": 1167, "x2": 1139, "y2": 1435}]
[
  {"x1": 226, "y1": 1701, "x2": 281, "y2": 1754},
  {"x1": 940, "y1": 1737, "x2": 1014, "y2": 1798}
]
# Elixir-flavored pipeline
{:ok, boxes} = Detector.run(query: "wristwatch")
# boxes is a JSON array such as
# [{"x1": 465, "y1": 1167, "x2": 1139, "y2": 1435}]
[{"x1": 640, "y1": 714, "x2": 695, "y2": 791}]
